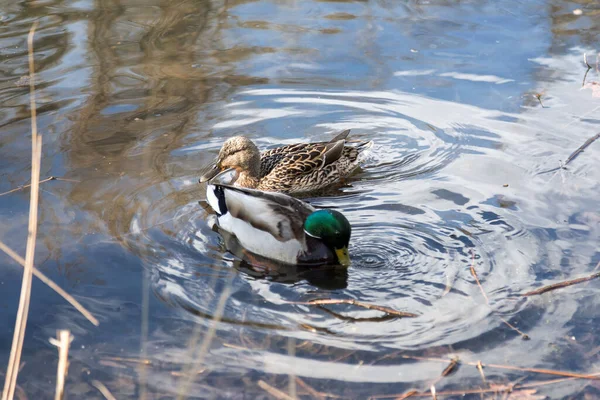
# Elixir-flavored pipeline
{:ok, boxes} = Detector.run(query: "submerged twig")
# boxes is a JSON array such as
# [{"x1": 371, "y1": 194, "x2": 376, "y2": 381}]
[
  {"x1": 398, "y1": 390, "x2": 419, "y2": 399},
  {"x1": 370, "y1": 368, "x2": 600, "y2": 399},
  {"x1": 257, "y1": 380, "x2": 296, "y2": 400},
  {"x1": 317, "y1": 303, "x2": 398, "y2": 322},
  {"x1": 0, "y1": 241, "x2": 99, "y2": 326},
  {"x1": 469, "y1": 251, "x2": 530, "y2": 339},
  {"x1": 426, "y1": 357, "x2": 460, "y2": 394},
  {"x1": 101, "y1": 356, "x2": 151, "y2": 365},
  {"x1": 371, "y1": 385, "x2": 540, "y2": 399},
  {"x1": 294, "y1": 377, "x2": 326, "y2": 400},
  {"x1": 581, "y1": 53, "x2": 598, "y2": 87},
  {"x1": 441, "y1": 357, "x2": 459, "y2": 377},
  {"x1": 0, "y1": 176, "x2": 79, "y2": 197},
  {"x1": 469, "y1": 252, "x2": 489, "y2": 303},
  {"x1": 49, "y1": 330, "x2": 72, "y2": 400},
  {"x1": 400, "y1": 355, "x2": 600, "y2": 380},
  {"x1": 290, "y1": 298, "x2": 418, "y2": 318},
  {"x1": 534, "y1": 93, "x2": 545, "y2": 108},
  {"x1": 499, "y1": 318, "x2": 529, "y2": 340},
  {"x1": 519, "y1": 372, "x2": 600, "y2": 389},
  {"x1": 330, "y1": 350, "x2": 357, "y2": 363},
  {"x1": 2, "y1": 22, "x2": 41, "y2": 400},
  {"x1": 369, "y1": 390, "x2": 419, "y2": 400},
  {"x1": 170, "y1": 369, "x2": 206, "y2": 377},
  {"x1": 564, "y1": 132, "x2": 600, "y2": 166},
  {"x1": 91, "y1": 380, "x2": 117, "y2": 400},
  {"x1": 583, "y1": 53, "x2": 592, "y2": 87},
  {"x1": 537, "y1": 132, "x2": 600, "y2": 175},
  {"x1": 522, "y1": 266, "x2": 600, "y2": 297}
]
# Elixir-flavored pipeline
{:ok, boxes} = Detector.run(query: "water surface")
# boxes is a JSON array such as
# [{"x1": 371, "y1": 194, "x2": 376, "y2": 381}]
[{"x1": 1, "y1": 0, "x2": 599, "y2": 398}]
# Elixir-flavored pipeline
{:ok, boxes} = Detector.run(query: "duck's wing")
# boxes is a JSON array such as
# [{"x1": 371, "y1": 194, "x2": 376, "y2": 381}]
[
  {"x1": 207, "y1": 183, "x2": 313, "y2": 242},
  {"x1": 259, "y1": 138, "x2": 347, "y2": 188},
  {"x1": 260, "y1": 143, "x2": 313, "y2": 178},
  {"x1": 259, "y1": 130, "x2": 351, "y2": 178}
]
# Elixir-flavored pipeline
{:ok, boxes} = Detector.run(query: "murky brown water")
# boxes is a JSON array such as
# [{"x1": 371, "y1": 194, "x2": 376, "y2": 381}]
[{"x1": 1, "y1": 0, "x2": 600, "y2": 398}]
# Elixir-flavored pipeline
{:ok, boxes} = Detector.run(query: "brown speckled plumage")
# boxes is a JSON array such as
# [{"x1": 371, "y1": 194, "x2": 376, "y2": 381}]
[{"x1": 201, "y1": 130, "x2": 371, "y2": 195}]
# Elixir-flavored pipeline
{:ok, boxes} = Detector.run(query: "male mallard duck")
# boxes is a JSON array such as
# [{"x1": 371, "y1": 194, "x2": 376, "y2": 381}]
[
  {"x1": 199, "y1": 130, "x2": 371, "y2": 195},
  {"x1": 206, "y1": 174, "x2": 351, "y2": 266}
]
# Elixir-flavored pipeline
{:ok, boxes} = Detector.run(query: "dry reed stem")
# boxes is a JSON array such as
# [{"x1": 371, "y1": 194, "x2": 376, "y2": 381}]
[
  {"x1": 257, "y1": 380, "x2": 296, "y2": 400},
  {"x1": 0, "y1": 241, "x2": 99, "y2": 326},
  {"x1": 477, "y1": 360, "x2": 487, "y2": 384},
  {"x1": 397, "y1": 390, "x2": 419, "y2": 399},
  {"x1": 287, "y1": 338, "x2": 297, "y2": 400},
  {"x1": 49, "y1": 330, "x2": 72, "y2": 400},
  {"x1": 176, "y1": 281, "x2": 233, "y2": 400},
  {"x1": 469, "y1": 251, "x2": 529, "y2": 340},
  {"x1": 91, "y1": 380, "x2": 117, "y2": 400},
  {"x1": 2, "y1": 22, "x2": 40, "y2": 400},
  {"x1": 290, "y1": 298, "x2": 418, "y2": 318},
  {"x1": 442, "y1": 274, "x2": 452, "y2": 296},
  {"x1": 522, "y1": 263, "x2": 600, "y2": 296},
  {"x1": 138, "y1": 267, "x2": 150, "y2": 400}
]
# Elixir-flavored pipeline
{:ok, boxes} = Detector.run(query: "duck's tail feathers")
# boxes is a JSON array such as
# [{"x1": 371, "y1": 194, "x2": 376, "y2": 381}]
[
  {"x1": 328, "y1": 129, "x2": 351, "y2": 143},
  {"x1": 355, "y1": 140, "x2": 374, "y2": 164},
  {"x1": 356, "y1": 140, "x2": 374, "y2": 151}
]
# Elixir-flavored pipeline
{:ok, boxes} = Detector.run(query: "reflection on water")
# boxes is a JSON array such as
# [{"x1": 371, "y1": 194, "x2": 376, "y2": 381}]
[{"x1": 1, "y1": 0, "x2": 600, "y2": 398}]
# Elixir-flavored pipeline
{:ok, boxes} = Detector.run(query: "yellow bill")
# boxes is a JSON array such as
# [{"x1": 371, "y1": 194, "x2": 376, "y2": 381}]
[{"x1": 335, "y1": 247, "x2": 351, "y2": 267}]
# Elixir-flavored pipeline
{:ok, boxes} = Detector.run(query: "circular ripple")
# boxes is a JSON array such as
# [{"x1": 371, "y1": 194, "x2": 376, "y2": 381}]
[
  {"x1": 185, "y1": 88, "x2": 467, "y2": 188},
  {"x1": 116, "y1": 89, "x2": 542, "y2": 355},
  {"x1": 351, "y1": 222, "x2": 446, "y2": 273}
]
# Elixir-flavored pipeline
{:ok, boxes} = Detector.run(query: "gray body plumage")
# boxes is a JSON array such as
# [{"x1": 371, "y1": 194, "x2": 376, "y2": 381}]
[{"x1": 206, "y1": 182, "x2": 336, "y2": 265}]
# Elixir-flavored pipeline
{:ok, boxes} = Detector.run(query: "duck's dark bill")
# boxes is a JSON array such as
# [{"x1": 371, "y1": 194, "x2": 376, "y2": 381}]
[
  {"x1": 211, "y1": 168, "x2": 239, "y2": 185},
  {"x1": 335, "y1": 247, "x2": 351, "y2": 267},
  {"x1": 199, "y1": 164, "x2": 220, "y2": 183}
]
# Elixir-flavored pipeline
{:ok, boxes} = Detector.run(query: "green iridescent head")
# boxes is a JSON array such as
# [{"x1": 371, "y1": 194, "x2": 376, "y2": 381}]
[{"x1": 303, "y1": 209, "x2": 351, "y2": 266}]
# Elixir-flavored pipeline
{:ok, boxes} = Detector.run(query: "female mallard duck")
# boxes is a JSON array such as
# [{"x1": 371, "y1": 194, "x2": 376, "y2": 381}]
[
  {"x1": 199, "y1": 130, "x2": 371, "y2": 195},
  {"x1": 206, "y1": 174, "x2": 351, "y2": 266}
]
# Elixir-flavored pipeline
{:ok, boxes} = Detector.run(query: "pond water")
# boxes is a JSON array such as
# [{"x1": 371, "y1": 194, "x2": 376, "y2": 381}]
[{"x1": 1, "y1": 0, "x2": 599, "y2": 398}]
